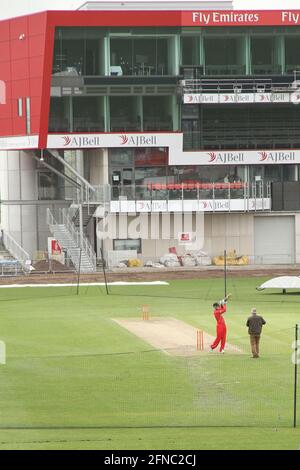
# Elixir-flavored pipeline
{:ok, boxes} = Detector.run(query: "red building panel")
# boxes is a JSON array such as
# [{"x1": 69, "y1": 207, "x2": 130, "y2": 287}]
[
  {"x1": 0, "y1": 21, "x2": 10, "y2": 42},
  {"x1": 29, "y1": 56, "x2": 46, "y2": 79},
  {"x1": 12, "y1": 116, "x2": 26, "y2": 134},
  {"x1": 9, "y1": 16, "x2": 29, "y2": 41},
  {"x1": 10, "y1": 37, "x2": 29, "y2": 61},
  {"x1": 29, "y1": 77, "x2": 43, "y2": 97},
  {"x1": 0, "y1": 42, "x2": 10, "y2": 63},
  {"x1": 30, "y1": 115, "x2": 41, "y2": 134},
  {"x1": 1, "y1": 9, "x2": 300, "y2": 145},
  {"x1": 28, "y1": 34, "x2": 47, "y2": 57},
  {"x1": 27, "y1": 12, "x2": 48, "y2": 36},
  {"x1": 0, "y1": 61, "x2": 11, "y2": 81},
  {"x1": 0, "y1": 118, "x2": 13, "y2": 134},
  {"x1": 11, "y1": 58, "x2": 30, "y2": 81},
  {"x1": 11, "y1": 80, "x2": 30, "y2": 97}
]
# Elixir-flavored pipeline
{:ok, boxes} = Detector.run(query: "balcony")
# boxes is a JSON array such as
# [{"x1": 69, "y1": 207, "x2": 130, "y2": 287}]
[
  {"x1": 109, "y1": 182, "x2": 271, "y2": 213},
  {"x1": 183, "y1": 128, "x2": 300, "y2": 151},
  {"x1": 180, "y1": 75, "x2": 296, "y2": 95}
]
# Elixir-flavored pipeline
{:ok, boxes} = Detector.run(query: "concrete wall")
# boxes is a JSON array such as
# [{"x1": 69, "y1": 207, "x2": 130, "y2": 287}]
[
  {"x1": 203, "y1": 213, "x2": 254, "y2": 258},
  {"x1": 0, "y1": 150, "x2": 70, "y2": 258},
  {"x1": 85, "y1": 148, "x2": 109, "y2": 185},
  {"x1": 100, "y1": 212, "x2": 300, "y2": 265},
  {"x1": 0, "y1": 150, "x2": 37, "y2": 255}
]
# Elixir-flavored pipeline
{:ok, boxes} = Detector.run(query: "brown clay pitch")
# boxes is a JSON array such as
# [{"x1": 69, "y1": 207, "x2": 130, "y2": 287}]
[{"x1": 113, "y1": 317, "x2": 243, "y2": 356}]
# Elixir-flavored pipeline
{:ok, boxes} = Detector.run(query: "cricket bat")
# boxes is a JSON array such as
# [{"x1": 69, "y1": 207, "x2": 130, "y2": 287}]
[{"x1": 221, "y1": 293, "x2": 232, "y2": 304}]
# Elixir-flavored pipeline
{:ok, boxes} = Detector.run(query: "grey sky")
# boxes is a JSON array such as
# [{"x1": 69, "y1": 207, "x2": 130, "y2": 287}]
[{"x1": 0, "y1": 0, "x2": 300, "y2": 20}]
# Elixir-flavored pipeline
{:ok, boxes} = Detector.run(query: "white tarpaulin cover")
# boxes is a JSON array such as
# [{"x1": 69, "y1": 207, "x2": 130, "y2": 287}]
[{"x1": 257, "y1": 276, "x2": 300, "y2": 290}]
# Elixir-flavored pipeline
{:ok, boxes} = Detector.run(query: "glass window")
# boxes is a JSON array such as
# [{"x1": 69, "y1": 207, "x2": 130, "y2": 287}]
[
  {"x1": 168, "y1": 165, "x2": 245, "y2": 183},
  {"x1": 135, "y1": 167, "x2": 167, "y2": 185},
  {"x1": 110, "y1": 97, "x2": 141, "y2": 131},
  {"x1": 249, "y1": 165, "x2": 264, "y2": 183},
  {"x1": 110, "y1": 38, "x2": 168, "y2": 76},
  {"x1": 204, "y1": 36, "x2": 246, "y2": 75},
  {"x1": 143, "y1": 96, "x2": 172, "y2": 131},
  {"x1": 113, "y1": 239, "x2": 141, "y2": 253},
  {"x1": 110, "y1": 39, "x2": 133, "y2": 75},
  {"x1": 285, "y1": 37, "x2": 300, "y2": 73},
  {"x1": 73, "y1": 97, "x2": 104, "y2": 132},
  {"x1": 250, "y1": 36, "x2": 280, "y2": 74},
  {"x1": 109, "y1": 149, "x2": 134, "y2": 167},
  {"x1": 264, "y1": 165, "x2": 281, "y2": 182},
  {"x1": 181, "y1": 37, "x2": 200, "y2": 66},
  {"x1": 53, "y1": 28, "x2": 101, "y2": 76},
  {"x1": 283, "y1": 165, "x2": 297, "y2": 182},
  {"x1": 134, "y1": 148, "x2": 168, "y2": 167},
  {"x1": 49, "y1": 97, "x2": 70, "y2": 132},
  {"x1": 38, "y1": 172, "x2": 63, "y2": 200}
]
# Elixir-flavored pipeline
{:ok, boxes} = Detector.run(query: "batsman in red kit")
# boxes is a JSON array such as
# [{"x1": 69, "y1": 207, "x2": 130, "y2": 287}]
[{"x1": 210, "y1": 294, "x2": 231, "y2": 353}]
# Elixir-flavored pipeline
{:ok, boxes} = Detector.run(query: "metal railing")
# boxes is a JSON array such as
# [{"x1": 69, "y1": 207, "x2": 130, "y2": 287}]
[
  {"x1": 61, "y1": 208, "x2": 96, "y2": 270},
  {"x1": 182, "y1": 130, "x2": 300, "y2": 151},
  {"x1": 110, "y1": 182, "x2": 271, "y2": 205},
  {"x1": 2, "y1": 231, "x2": 31, "y2": 272},
  {"x1": 181, "y1": 75, "x2": 298, "y2": 94},
  {"x1": 47, "y1": 208, "x2": 96, "y2": 271}
]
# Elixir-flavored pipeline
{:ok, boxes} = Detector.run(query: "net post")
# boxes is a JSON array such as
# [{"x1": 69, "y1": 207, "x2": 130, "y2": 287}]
[
  {"x1": 224, "y1": 249, "x2": 227, "y2": 298},
  {"x1": 76, "y1": 248, "x2": 82, "y2": 296},
  {"x1": 100, "y1": 248, "x2": 109, "y2": 295},
  {"x1": 294, "y1": 323, "x2": 298, "y2": 428}
]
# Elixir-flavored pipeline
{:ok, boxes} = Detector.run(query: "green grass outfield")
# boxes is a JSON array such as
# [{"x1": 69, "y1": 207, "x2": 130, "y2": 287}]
[{"x1": 0, "y1": 276, "x2": 299, "y2": 450}]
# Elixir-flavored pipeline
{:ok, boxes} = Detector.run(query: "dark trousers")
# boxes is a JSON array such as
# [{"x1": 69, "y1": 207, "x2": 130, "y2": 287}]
[{"x1": 250, "y1": 335, "x2": 261, "y2": 357}]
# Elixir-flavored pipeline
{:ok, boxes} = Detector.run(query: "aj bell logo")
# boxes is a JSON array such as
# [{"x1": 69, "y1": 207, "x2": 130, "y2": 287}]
[
  {"x1": 120, "y1": 135, "x2": 158, "y2": 146},
  {"x1": 62, "y1": 136, "x2": 101, "y2": 147},
  {"x1": 208, "y1": 152, "x2": 244, "y2": 163},
  {"x1": 258, "y1": 151, "x2": 295, "y2": 162},
  {"x1": 200, "y1": 200, "x2": 229, "y2": 210}
]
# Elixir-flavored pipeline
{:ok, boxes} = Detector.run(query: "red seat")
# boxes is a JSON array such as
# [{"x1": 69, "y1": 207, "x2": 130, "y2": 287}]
[
  {"x1": 174, "y1": 184, "x2": 182, "y2": 190},
  {"x1": 167, "y1": 183, "x2": 175, "y2": 190}
]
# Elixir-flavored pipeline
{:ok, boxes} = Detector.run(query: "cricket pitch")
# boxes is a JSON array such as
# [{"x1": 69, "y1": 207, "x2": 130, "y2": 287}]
[{"x1": 113, "y1": 318, "x2": 243, "y2": 356}]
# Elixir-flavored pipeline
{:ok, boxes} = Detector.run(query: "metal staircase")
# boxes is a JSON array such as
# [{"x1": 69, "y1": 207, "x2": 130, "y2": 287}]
[
  {"x1": 47, "y1": 208, "x2": 96, "y2": 273},
  {"x1": 1, "y1": 231, "x2": 31, "y2": 275},
  {"x1": 71, "y1": 204, "x2": 98, "y2": 229}
]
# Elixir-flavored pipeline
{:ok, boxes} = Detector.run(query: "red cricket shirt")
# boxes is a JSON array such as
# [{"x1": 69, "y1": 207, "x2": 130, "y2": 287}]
[{"x1": 214, "y1": 304, "x2": 227, "y2": 327}]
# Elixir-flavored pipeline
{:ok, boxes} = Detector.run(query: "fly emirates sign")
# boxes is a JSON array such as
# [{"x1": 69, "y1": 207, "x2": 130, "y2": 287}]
[{"x1": 182, "y1": 10, "x2": 300, "y2": 27}]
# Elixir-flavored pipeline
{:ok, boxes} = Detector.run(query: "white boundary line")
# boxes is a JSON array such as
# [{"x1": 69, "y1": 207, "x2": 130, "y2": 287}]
[{"x1": 0, "y1": 281, "x2": 169, "y2": 289}]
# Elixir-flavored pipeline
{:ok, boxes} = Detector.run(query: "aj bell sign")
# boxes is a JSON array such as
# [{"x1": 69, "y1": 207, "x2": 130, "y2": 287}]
[
  {"x1": 47, "y1": 133, "x2": 300, "y2": 166},
  {"x1": 206, "y1": 150, "x2": 296, "y2": 165},
  {"x1": 48, "y1": 134, "x2": 158, "y2": 149}
]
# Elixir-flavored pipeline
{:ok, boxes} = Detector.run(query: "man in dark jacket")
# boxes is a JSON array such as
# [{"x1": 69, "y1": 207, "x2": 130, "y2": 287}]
[{"x1": 246, "y1": 308, "x2": 266, "y2": 358}]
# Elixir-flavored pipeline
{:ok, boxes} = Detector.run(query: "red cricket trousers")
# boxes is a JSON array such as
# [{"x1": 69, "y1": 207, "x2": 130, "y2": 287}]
[{"x1": 211, "y1": 324, "x2": 227, "y2": 352}]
